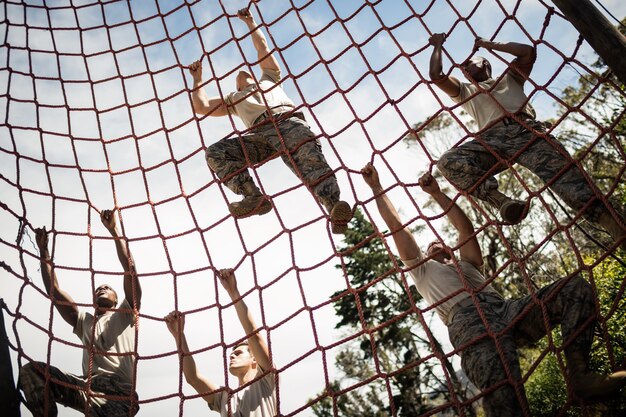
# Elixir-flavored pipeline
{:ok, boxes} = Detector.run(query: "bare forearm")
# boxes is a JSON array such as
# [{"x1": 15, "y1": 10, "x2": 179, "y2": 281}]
[
  {"x1": 431, "y1": 191, "x2": 473, "y2": 234},
  {"x1": 480, "y1": 40, "x2": 534, "y2": 59},
  {"x1": 191, "y1": 82, "x2": 210, "y2": 115},
  {"x1": 109, "y1": 227, "x2": 141, "y2": 307},
  {"x1": 174, "y1": 334, "x2": 201, "y2": 383},
  {"x1": 429, "y1": 45, "x2": 445, "y2": 80},
  {"x1": 245, "y1": 19, "x2": 270, "y2": 54},
  {"x1": 110, "y1": 228, "x2": 133, "y2": 274},
  {"x1": 229, "y1": 292, "x2": 258, "y2": 336},
  {"x1": 372, "y1": 188, "x2": 404, "y2": 232},
  {"x1": 39, "y1": 253, "x2": 54, "y2": 294}
]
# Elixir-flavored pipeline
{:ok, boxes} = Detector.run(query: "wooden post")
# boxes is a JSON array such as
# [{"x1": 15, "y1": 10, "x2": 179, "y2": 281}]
[
  {"x1": 551, "y1": 0, "x2": 626, "y2": 85},
  {"x1": 0, "y1": 301, "x2": 21, "y2": 417}
]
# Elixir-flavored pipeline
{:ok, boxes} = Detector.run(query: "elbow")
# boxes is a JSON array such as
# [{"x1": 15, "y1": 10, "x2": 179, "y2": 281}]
[
  {"x1": 520, "y1": 45, "x2": 536, "y2": 63},
  {"x1": 191, "y1": 101, "x2": 209, "y2": 116},
  {"x1": 184, "y1": 373, "x2": 200, "y2": 387}
]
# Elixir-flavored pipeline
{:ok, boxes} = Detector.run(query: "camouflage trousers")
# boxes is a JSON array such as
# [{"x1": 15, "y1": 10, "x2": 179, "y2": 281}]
[
  {"x1": 205, "y1": 115, "x2": 341, "y2": 211},
  {"x1": 18, "y1": 361, "x2": 139, "y2": 417},
  {"x1": 447, "y1": 275, "x2": 595, "y2": 417},
  {"x1": 437, "y1": 119, "x2": 606, "y2": 222}
]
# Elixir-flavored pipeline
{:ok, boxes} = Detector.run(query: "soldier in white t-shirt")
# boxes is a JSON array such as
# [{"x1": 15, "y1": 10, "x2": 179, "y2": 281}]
[
  {"x1": 428, "y1": 33, "x2": 625, "y2": 248},
  {"x1": 361, "y1": 163, "x2": 626, "y2": 417},
  {"x1": 165, "y1": 269, "x2": 276, "y2": 417},
  {"x1": 19, "y1": 209, "x2": 142, "y2": 417},
  {"x1": 187, "y1": 7, "x2": 352, "y2": 234}
]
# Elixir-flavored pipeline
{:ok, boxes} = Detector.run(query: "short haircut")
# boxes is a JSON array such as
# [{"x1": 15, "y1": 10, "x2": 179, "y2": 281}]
[
  {"x1": 95, "y1": 284, "x2": 118, "y2": 307},
  {"x1": 232, "y1": 341, "x2": 250, "y2": 352}
]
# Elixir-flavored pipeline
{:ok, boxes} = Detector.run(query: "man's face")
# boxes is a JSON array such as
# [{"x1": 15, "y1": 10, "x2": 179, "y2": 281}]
[
  {"x1": 426, "y1": 241, "x2": 452, "y2": 264},
  {"x1": 236, "y1": 70, "x2": 254, "y2": 91},
  {"x1": 461, "y1": 56, "x2": 491, "y2": 82},
  {"x1": 228, "y1": 345, "x2": 255, "y2": 375},
  {"x1": 95, "y1": 284, "x2": 117, "y2": 308}
]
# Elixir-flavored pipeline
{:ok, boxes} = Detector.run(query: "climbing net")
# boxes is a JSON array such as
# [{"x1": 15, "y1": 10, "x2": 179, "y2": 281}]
[{"x1": 1, "y1": 0, "x2": 625, "y2": 416}]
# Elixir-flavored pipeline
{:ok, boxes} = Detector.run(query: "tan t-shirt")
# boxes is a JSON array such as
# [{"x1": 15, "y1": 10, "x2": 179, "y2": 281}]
[
  {"x1": 451, "y1": 70, "x2": 536, "y2": 131},
  {"x1": 210, "y1": 372, "x2": 277, "y2": 417},
  {"x1": 224, "y1": 68, "x2": 295, "y2": 128},
  {"x1": 402, "y1": 254, "x2": 501, "y2": 325},
  {"x1": 73, "y1": 299, "x2": 137, "y2": 384}
]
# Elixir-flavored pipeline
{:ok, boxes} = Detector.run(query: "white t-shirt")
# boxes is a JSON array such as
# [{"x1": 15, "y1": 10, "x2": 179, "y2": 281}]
[
  {"x1": 451, "y1": 70, "x2": 536, "y2": 131},
  {"x1": 402, "y1": 256, "x2": 501, "y2": 325},
  {"x1": 224, "y1": 68, "x2": 295, "y2": 128},
  {"x1": 73, "y1": 299, "x2": 137, "y2": 384},
  {"x1": 210, "y1": 372, "x2": 277, "y2": 417}
]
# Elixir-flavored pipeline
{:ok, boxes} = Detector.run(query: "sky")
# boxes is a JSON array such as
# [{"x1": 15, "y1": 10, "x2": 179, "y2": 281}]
[{"x1": 1, "y1": 0, "x2": 625, "y2": 416}]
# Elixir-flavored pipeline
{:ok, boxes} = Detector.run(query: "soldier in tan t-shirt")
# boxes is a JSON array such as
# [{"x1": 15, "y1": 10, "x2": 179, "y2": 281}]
[
  {"x1": 19, "y1": 209, "x2": 142, "y2": 417},
  {"x1": 427, "y1": 33, "x2": 625, "y2": 248},
  {"x1": 165, "y1": 269, "x2": 277, "y2": 417},
  {"x1": 186, "y1": 7, "x2": 352, "y2": 234},
  {"x1": 361, "y1": 163, "x2": 626, "y2": 417}
]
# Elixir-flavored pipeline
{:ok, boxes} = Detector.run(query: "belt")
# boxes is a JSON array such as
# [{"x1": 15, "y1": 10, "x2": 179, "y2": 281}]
[
  {"x1": 499, "y1": 113, "x2": 534, "y2": 127},
  {"x1": 446, "y1": 292, "x2": 503, "y2": 324},
  {"x1": 253, "y1": 106, "x2": 303, "y2": 125}
]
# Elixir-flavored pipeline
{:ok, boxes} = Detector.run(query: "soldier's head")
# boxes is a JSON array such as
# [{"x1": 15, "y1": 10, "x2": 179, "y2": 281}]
[
  {"x1": 426, "y1": 241, "x2": 453, "y2": 264},
  {"x1": 228, "y1": 341, "x2": 257, "y2": 376},
  {"x1": 236, "y1": 70, "x2": 254, "y2": 91},
  {"x1": 461, "y1": 56, "x2": 492, "y2": 82},
  {"x1": 95, "y1": 284, "x2": 118, "y2": 308}
]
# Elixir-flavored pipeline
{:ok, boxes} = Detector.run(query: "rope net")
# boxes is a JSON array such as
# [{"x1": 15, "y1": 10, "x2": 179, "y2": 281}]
[{"x1": 1, "y1": 0, "x2": 625, "y2": 416}]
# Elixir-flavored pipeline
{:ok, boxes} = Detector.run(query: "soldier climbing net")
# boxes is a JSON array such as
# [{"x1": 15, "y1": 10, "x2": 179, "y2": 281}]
[{"x1": 1, "y1": 0, "x2": 625, "y2": 416}]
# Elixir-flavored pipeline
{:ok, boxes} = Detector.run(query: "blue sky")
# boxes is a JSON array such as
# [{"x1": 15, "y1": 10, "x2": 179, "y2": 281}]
[{"x1": 1, "y1": 0, "x2": 625, "y2": 416}]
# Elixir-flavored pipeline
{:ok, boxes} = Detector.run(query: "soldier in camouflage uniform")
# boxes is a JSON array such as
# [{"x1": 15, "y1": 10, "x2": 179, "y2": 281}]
[
  {"x1": 188, "y1": 7, "x2": 352, "y2": 234},
  {"x1": 361, "y1": 163, "x2": 626, "y2": 417},
  {"x1": 19, "y1": 210, "x2": 141, "y2": 417},
  {"x1": 428, "y1": 33, "x2": 625, "y2": 246}
]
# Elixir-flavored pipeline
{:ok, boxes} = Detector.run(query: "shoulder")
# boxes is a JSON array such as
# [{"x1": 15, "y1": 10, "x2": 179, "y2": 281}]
[
  {"x1": 255, "y1": 368, "x2": 277, "y2": 391},
  {"x1": 208, "y1": 389, "x2": 227, "y2": 412},
  {"x1": 457, "y1": 260, "x2": 484, "y2": 275},
  {"x1": 73, "y1": 310, "x2": 90, "y2": 335},
  {"x1": 402, "y1": 257, "x2": 437, "y2": 279},
  {"x1": 262, "y1": 68, "x2": 281, "y2": 83}
]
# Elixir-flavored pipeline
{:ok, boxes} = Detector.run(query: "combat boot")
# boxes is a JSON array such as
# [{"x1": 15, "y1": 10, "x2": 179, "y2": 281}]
[
  {"x1": 228, "y1": 183, "x2": 272, "y2": 219},
  {"x1": 567, "y1": 352, "x2": 626, "y2": 401},
  {"x1": 598, "y1": 211, "x2": 626, "y2": 250},
  {"x1": 485, "y1": 190, "x2": 528, "y2": 224},
  {"x1": 328, "y1": 201, "x2": 353, "y2": 234}
]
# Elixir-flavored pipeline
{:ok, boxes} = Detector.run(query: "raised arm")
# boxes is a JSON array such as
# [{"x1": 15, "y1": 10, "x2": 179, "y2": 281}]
[
  {"x1": 361, "y1": 163, "x2": 421, "y2": 261},
  {"x1": 475, "y1": 37, "x2": 536, "y2": 81},
  {"x1": 100, "y1": 210, "x2": 142, "y2": 310},
  {"x1": 428, "y1": 33, "x2": 462, "y2": 97},
  {"x1": 237, "y1": 8, "x2": 280, "y2": 73},
  {"x1": 187, "y1": 59, "x2": 229, "y2": 117},
  {"x1": 35, "y1": 227, "x2": 79, "y2": 327},
  {"x1": 218, "y1": 269, "x2": 272, "y2": 372},
  {"x1": 165, "y1": 311, "x2": 219, "y2": 404},
  {"x1": 418, "y1": 173, "x2": 483, "y2": 268}
]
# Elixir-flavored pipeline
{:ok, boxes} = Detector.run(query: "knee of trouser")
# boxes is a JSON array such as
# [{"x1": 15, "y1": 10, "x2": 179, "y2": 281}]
[
  {"x1": 437, "y1": 149, "x2": 458, "y2": 175},
  {"x1": 570, "y1": 274, "x2": 592, "y2": 294},
  {"x1": 204, "y1": 145, "x2": 222, "y2": 170},
  {"x1": 18, "y1": 361, "x2": 44, "y2": 389}
]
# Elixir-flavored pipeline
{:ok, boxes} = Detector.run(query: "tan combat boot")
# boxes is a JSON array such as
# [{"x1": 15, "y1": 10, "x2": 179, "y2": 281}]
[
  {"x1": 228, "y1": 183, "x2": 272, "y2": 219},
  {"x1": 567, "y1": 352, "x2": 626, "y2": 402},
  {"x1": 486, "y1": 190, "x2": 529, "y2": 224},
  {"x1": 598, "y1": 211, "x2": 626, "y2": 250},
  {"x1": 329, "y1": 201, "x2": 353, "y2": 234}
]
